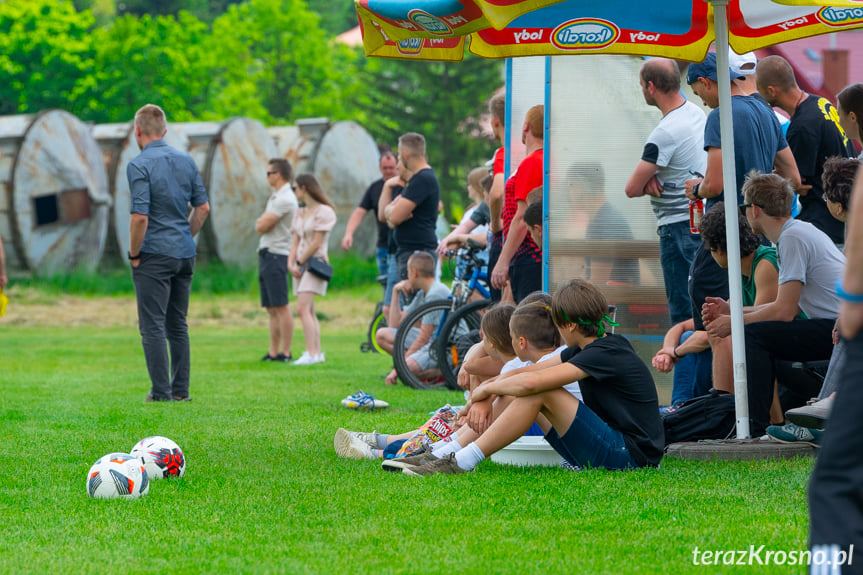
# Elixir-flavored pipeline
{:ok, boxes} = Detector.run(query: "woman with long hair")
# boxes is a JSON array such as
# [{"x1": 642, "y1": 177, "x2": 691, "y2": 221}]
[{"x1": 288, "y1": 174, "x2": 337, "y2": 365}]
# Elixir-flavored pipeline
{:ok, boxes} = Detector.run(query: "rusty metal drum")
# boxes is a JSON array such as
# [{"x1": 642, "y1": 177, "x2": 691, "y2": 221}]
[
  {"x1": 175, "y1": 118, "x2": 276, "y2": 267},
  {"x1": 0, "y1": 110, "x2": 110, "y2": 274},
  {"x1": 270, "y1": 120, "x2": 380, "y2": 256},
  {"x1": 92, "y1": 122, "x2": 189, "y2": 265}
]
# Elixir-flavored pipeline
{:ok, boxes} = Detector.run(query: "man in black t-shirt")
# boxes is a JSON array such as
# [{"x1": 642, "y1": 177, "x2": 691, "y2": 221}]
[
  {"x1": 757, "y1": 55, "x2": 856, "y2": 245},
  {"x1": 341, "y1": 150, "x2": 398, "y2": 277},
  {"x1": 382, "y1": 132, "x2": 440, "y2": 282}
]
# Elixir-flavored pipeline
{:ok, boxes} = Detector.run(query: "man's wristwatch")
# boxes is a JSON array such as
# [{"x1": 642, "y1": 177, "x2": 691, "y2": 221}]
[{"x1": 128, "y1": 252, "x2": 141, "y2": 261}]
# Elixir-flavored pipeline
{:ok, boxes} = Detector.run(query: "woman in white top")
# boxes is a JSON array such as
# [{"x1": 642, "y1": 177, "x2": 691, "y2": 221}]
[{"x1": 289, "y1": 174, "x2": 337, "y2": 365}]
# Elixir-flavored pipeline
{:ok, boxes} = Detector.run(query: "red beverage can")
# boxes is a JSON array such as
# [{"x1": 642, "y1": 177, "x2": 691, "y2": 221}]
[{"x1": 689, "y1": 199, "x2": 703, "y2": 234}]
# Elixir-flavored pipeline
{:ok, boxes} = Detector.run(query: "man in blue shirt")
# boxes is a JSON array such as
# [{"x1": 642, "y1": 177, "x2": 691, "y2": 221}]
[{"x1": 127, "y1": 104, "x2": 210, "y2": 402}]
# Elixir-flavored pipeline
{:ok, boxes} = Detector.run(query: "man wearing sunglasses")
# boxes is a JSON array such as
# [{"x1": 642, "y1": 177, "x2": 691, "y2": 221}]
[
  {"x1": 257, "y1": 158, "x2": 299, "y2": 363},
  {"x1": 702, "y1": 172, "x2": 845, "y2": 439}
]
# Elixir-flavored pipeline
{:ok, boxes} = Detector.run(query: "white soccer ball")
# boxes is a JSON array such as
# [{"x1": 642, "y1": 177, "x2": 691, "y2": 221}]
[
  {"x1": 130, "y1": 436, "x2": 186, "y2": 480},
  {"x1": 87, "y1": 452, "x2": 149, "y2": 499}
]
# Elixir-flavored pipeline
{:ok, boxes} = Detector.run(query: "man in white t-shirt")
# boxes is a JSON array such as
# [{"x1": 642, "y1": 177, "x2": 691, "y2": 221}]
[
  {"x1": 256, "y1": 158, "x2": 299, "y2": 362},
  {"x1": 626, "y1": 58, "x2": 706, "y2": 324},
  {"x1": 702, "y1": 172, "x2": 845, "y2": 437}
]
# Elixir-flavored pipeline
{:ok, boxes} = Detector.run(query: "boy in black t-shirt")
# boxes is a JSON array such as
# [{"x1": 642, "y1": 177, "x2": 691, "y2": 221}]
[{"x1": 403, "y1": 279, "x2": 664, "y2": 476}]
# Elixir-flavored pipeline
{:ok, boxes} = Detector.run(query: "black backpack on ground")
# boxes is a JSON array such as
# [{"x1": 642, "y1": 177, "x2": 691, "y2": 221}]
[{"x1": 662, "y1": 388, "x2": 736, "y2": 446}]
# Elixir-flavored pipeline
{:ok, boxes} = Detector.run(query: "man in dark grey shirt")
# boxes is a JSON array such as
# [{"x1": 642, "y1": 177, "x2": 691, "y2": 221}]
[{"x1": 127, "y1": 104, "x2": 210, "y2": 402}]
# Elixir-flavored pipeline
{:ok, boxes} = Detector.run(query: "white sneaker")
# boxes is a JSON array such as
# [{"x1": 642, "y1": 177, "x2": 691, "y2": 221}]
[
  {"x1": 348, "y1": 430, "x2": 379, "y2": 448},
  {"x1": 292, "y1": 352, "x2": 316, "y2": 365},
  {"x1": 333, "y1": 428, "x2": 376, "y2": 459},
  {"x1": 341, "y1": 391, "x2": 389, "y2": 411},
  {"x1": 312, "y1": 353, "x2": 325, "y2": 364}
]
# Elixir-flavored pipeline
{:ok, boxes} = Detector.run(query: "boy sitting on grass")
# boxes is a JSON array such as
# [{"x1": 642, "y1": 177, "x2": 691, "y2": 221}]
[
  {"x1": 402, "y1": 279, "x2": 664, "y2": 476},
  {"x1": 385, "y1": 293, "x2": 564, "y2": 471},
  {"x1": 335, "y1": 305, "x2": 515, "y2": 461},
  {"x1": 375, "y1": 251, "x2": 450, "y2": 386}
]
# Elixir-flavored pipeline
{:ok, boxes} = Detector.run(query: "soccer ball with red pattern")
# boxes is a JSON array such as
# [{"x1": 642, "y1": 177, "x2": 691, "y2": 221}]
[
  {"x1": 130, "y1": 436, "x2": 185, "y2": 480},
  {"x1": 87, "y1": 452, "x2": 149, "y2": 499}
]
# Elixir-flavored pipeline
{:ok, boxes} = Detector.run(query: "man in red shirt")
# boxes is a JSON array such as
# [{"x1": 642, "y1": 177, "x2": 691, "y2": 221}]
[
  {"x1": 491, "y1": 105, "x2": 544, "y2": 303},
  {"x1": 487, "y1": 92, "x2": 507, "y2": 303}
]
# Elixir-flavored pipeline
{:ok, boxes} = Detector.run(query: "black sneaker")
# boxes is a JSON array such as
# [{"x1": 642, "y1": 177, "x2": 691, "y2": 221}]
[
  {"x1": 276, "y1": 353, "x2": 293, "y2": 362},
  {"x1": 262, "y1": 353, "x2": 277, "y2": 362}
]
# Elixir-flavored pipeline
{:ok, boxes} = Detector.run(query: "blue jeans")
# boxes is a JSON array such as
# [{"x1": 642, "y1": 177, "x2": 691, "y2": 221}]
[
  {"x1": 376, "y1": 247, "x2": 389, "y2": 300},
  {"x1": 545, "y1": 402, "x2": 640, "y2": 470},
  {"x1": 670, "y1": 331, "x2": 714, "y2": 405},
  {"x1": 658, "y1": 221, "x2": 701, "y2": 325},
  {"x1": 375, "y1": 247, "x2": 388, "y2": 276},
  {"x1": 384, "y1": 253, "x2": 398, "y2": 307}
]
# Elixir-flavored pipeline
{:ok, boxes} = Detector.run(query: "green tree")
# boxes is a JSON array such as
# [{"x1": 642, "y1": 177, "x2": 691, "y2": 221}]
[
  {"x1": 353, "y1": 53, "x2": 504, "y2": 218},
  {"x1": 309, "y1": 0, "x2": 359, "y2": 36},
  {"x1": 84, "y1": 12, "x2": 231, "y2": 123},
  {"x1": 210, "y1": 0, "x2": 352, "y2": 123},
  {"x1": 0, "y1": 0, "x2": 96, "y2": 116}
]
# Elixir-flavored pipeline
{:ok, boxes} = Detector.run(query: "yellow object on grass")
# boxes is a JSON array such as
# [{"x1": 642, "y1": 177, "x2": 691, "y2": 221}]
[{"x1": 0, "y1": 287, "x2": 8, "y2": 317}]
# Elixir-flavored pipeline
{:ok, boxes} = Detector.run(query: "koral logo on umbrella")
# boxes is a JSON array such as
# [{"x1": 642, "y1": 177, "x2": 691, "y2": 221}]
[
  {"x1": 408, "y1": 9, "x2": 453, "y2": 35},
  {"x1": 817, "y1": 6, "x2": 863, "y2": 27},
  {"x1": 397, "y1": 37, "x2": 424, "y2": 55},
  {"x1": 551, "y1": 18, "x2": 619, "y2": 51}
]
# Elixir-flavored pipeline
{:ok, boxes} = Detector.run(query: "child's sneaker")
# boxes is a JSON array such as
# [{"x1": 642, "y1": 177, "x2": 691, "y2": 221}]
[
  {"x1": 402, "y1": 453, "x2": 466, "y2": 476},
  {"x1": 381, "y1": 449, "x2": 436, "y2": 472},
  {"x1": 333, "y1": 428, "x2": 376, "y2": 460},
  {"x1": 341, "y1": 391, "x2": 389, "y2": 411}
]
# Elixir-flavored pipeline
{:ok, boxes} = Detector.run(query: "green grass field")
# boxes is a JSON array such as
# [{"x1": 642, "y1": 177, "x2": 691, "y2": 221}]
[{"x1": 0, "y1": 285, "x2": 816, "y2": 574}]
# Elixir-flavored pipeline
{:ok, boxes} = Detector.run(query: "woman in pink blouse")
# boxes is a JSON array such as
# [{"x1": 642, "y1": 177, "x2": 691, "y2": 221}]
[{"x1": 289, "y1": 174, "x2": 337, "y2": 365}]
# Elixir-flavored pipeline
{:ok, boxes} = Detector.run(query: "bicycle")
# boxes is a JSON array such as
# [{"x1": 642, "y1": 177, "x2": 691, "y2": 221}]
[
  {"x1": 360, "y1": 274, "x2": 389, "y2": 354},
  {"x1": 392, "y1": 239, "x2": 491, "y2": 390}
]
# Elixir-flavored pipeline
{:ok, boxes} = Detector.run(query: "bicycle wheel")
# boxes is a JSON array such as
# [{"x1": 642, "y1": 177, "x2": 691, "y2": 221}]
[
  {"x1": 369, "y1": 312, "x2": 388, "y2": 354},
  {"x1": 434, "y1": 299, "x2": 491, "y2": 390},
  {"x1": 361, "y1": 304, "x2": 388, "y2": 354},
  {"x1": 392, "y1": 300, "x2": 455, "y2": 390}
]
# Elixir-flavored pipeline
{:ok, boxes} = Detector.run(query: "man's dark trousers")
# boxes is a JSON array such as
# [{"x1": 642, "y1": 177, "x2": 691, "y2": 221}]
[
  {"x1": 132, "y1": 253, "x2": 196, "y2": 400},
  {"x1": 744, "y1": 318, "x2": 835, "y2": 435}
]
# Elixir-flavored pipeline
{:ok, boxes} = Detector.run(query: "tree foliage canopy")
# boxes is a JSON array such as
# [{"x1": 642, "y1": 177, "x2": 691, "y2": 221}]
[{"x1": 1, "y1": 0, "x2": 504, "y2": 218}]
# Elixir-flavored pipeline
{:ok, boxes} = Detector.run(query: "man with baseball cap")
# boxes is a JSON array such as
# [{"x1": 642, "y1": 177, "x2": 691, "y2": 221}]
[{"x1": 682, "y1": 52, "x2": 801, "y2": 350}]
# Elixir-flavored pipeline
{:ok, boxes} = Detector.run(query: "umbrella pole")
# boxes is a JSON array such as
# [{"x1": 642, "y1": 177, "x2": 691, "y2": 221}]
[{"x1": 711, "y1": 0, "x2": 751, "y2": 439}]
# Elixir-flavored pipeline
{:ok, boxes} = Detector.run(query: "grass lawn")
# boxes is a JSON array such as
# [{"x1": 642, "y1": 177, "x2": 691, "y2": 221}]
[{"x1": 0, "y1": 287, "x2": 816, "y2": 574}]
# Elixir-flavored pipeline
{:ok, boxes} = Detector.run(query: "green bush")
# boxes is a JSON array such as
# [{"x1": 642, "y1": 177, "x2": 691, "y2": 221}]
[{"x1": 11, "y1": 253, "x2": 382, "y2": 296}]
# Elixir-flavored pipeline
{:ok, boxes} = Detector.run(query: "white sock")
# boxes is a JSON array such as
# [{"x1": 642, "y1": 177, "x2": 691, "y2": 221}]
[
  {"x1": 432, "y1": 439, "x2": 462, "y2": 458},
  {"x1": 454, "y1": 442, "x2": 485, "y2": 471}
]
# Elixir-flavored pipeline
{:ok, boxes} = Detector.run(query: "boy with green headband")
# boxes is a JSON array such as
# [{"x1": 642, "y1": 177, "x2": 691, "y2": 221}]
[{"x1": 402, "y1": 279, "x2": 664, "y2": 476}]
